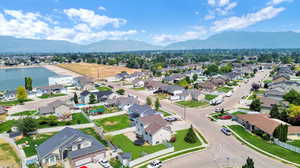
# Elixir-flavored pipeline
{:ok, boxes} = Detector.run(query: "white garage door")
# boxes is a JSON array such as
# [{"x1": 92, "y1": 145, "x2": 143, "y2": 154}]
[{"x1": 75, "y1": 157, "x2": 92, "y2": 167}]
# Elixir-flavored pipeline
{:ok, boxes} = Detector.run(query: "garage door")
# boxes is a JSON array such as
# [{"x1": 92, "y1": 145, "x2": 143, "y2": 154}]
[
  {"x1": 94, "y1": 153, "x2": 105, "y2": 161},
  {"x1": 75, "y1": 157, "x2": 92, "y2": 167}
]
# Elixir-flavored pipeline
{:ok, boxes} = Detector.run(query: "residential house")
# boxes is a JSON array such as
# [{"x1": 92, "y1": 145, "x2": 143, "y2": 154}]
[
  {"x1": 224, "y1": 71, "x2": 242, "y2": 81},
  {"x1": 80, "y1": 90, "x2": 115, "y2": 104},
  {"x1": 0, "y1": 106, "x2": 7, "y2": 115},
  {"x1": 37, "y1": 127, "x2": 106, "y2": 168},
  {"x1": 74, "y1": 76, "x2": 94, "y2": 90},
  {"x1": 128, "y1": 104, "x2": 162, "y2": 121},
  {"x1": 258, "y1": 96, "x2": 288, "y2": 113},
  {"x1": 144, "y1": 80, "x2": 167, "y2": 91},
  {"x1": 211, "y1": 77, "x2": 227, "y2": 86},
  {"x1": 39, "y1": 100, "x2": 72, "y2": 120},
  {"x1": 35, "y1": 85, "x2": 67, "y2": 95},
  {"x1": 135, "y1": 114, "x2": 172, "y2": 145},
  {"x1": 2, "y1": 90, "x2": 16, "y2": 101},
  {"x1": 105, "y1": 72, "x2": 129, "y2": 82},
  {"x1": 163, "y1": 74, "x2": 185, "y2": 84},
  {"x1": 197, "y1": 81, "x2": 217, "y2": 92},
  {"x1": 277, "y1": 66, "x2": 294, "y2": 76},
  {"x1": 49, "y1": 75, "x2": 74, "y2": 86},
  {"x1": 179, "y1": 89, "x2": 204, "y2": 101},
  {"x1": 132, "y1": 79, "x2": 145, "y2": 88},
  {"x1": 155, "y1": 85, "x2": 184, "y2": 96},
  {"x1": 183, "y1": 70, "x2": 203, "y2": 79},
  {"x1": 272, "y1": 74, "x2": 290, "y2": 83},
  {"x1": 107, "y1": 96, "x2": 139, "y2": 111},
  {"x1": 264, "y1": 89, "x2": 286, "y2": 100},
  {"x1": 269, "y1": 81, "x2": 300, "y2": 92},
  {"x1": 236, "y1": 114, "x2": 300, "y2": 140}
]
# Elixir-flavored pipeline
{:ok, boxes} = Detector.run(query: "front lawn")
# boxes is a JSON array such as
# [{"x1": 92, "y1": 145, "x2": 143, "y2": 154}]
[
  {"x1": 38, "y1": 93, "x2": 66, "y2": 99},
  {"x1": 132, "y1": 87, "x2": 145, "y2": 91},
  {"x1": 205, "y1": 94, "x2": 218, "y2": 101},
  {"x1": 217, "y1": 86, "x2": 232, "y2": 93},
  {"x1": 158, "y1": 109, "x2": 172, "y2": 117},
  {"x1": 0, "y1": 120, "x2": 17, "y2": 133},
  {"x1": 231, "y1": 111, "x2": 247, "y2": 116},
  {"x1": 287, "y1": 140, "x2": 300, "y2": 148},
  {"x1": 229, "y1": 125, "x2": 300, "y2": 164},
  {"x1": 111, "y1": 134, "x2": 167, "y2": 159},
  {"x1": 96, "y1": 86, "x2": 112, "y2": 91},
  {"x1": 16, "y1": 133, "x2": 55, "y2": 157},
  {"x1": 94, "y1": 114, "x2": 131, "y2": 132},
  {"x1": 0, "y1": 99, "x2": 32, "y2": 106},
  {"x1": 171, "y1": 129, "x2": 202, "y2": 151},
  {"x1": 11, "y1": 110, "x2": 37, "y2": 116},
  {"x1": 176, "y1": 100, "x2": 208, "y2": 108}
]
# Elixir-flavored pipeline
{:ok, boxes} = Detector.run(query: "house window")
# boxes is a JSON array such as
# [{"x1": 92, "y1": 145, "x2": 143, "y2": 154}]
[{"x1": 72, "y1": 145, "x2": 78, "y2": 151}]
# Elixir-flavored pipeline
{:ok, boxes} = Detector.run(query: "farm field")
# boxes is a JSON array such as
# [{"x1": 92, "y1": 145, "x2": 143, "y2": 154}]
[{"x1": 58, "y1": 63, "x2": 140, "y2": 79}]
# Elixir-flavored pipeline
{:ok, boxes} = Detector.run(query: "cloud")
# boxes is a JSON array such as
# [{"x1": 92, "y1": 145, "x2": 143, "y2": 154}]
[
  {"x1": 211, "y1": 6, "x2": 285, "y2": 32},
  {"x1": 64, "y1": 8, "x2": 126, "y2": 28},
  {"x1": 152, "y1": 26, "x2": 207, "y2": 45},
  {"x1": 98, "y1": 6, "x2": 106, "y2": 11},
  {"x1": 295, "y1": 29, "x2": 300, "y2": 33},
  {"x1": 205, "y1": 0, "x2": 237, "y2": 20},
  {"x1": 0, "y1": 9, "x2": 137, "y2": 44},
  {"x1": 208, "y1": 0, "x2": 216, "y2": 6},
  {"x1": 267, "y1": 0, "x2": 293, "y2": 5},
  {"x1": 195, "y1": 11, "x2": 200, "y2": 15}
]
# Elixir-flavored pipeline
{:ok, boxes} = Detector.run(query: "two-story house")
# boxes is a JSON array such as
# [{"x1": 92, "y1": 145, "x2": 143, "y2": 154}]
[{"x1": 37, "y1": 127, "x2": 107, "y2": 168}]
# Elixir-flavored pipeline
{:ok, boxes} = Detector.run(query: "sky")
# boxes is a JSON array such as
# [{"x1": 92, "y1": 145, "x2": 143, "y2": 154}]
[{"x1": 0, "y1": 0, "x2": 299, "y2": 45}]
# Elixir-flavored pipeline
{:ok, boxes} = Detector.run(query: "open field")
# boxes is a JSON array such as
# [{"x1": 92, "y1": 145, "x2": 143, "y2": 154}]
[
  {"x1": 0, "y1": 139, "x2": 21, "y2": 168},
  {"x1": 57, "y1": 63, "x2": 140, "y2": 79}
]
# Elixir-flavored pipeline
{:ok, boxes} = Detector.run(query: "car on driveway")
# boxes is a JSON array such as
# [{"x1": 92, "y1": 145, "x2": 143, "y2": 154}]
[
  {"x1": 98, "y1": 159, "x2": 111, "y2": 168},
  {"x1": 147, "y1": 160, "x2": 162, "y2": 168},
  {"x1": 221, "y1": 128, "x2": 232, "y2": 136},
  {"x1": 165, "y1": 116, "x2": 177, "y2": 122},
  {"x1": 218, "y1": 115, "x2": 232, "y2": 120}
]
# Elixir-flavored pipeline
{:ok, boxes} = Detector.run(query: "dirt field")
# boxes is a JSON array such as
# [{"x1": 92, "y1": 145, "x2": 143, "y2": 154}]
[
  {"x1": 0, "y1": 139, "x2": 21, "y2": 168},
  {"x1": 57, "y1": 63, "x2": 140, "y2": 79}
]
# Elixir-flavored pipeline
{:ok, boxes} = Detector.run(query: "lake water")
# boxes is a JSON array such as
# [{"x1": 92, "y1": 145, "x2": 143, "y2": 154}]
[{"x1": 0, "y1": 67, "x2": 57, "y2": 91}]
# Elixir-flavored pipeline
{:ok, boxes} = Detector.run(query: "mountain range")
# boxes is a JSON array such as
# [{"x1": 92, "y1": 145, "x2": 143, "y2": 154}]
[{"x1": 0, "y1": 31, "x2": 300, "y2": 53}]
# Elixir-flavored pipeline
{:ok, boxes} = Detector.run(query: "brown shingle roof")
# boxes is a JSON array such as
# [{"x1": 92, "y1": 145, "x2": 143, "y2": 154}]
[
  {"x1": 288, "y1": 126, "x2": 300, "y2": 134},
  {"x1": 139, "y1": 114, "x2": 169, "y2": 135}
]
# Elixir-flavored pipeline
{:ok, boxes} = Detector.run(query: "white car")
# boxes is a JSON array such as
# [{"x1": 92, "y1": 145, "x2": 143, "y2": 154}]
[
  {"x1": 98, "y1": 159, "x2": 111, "y2": 168},
  {"x1": 147, "y1": 160, "x2": 162, "y2": 168}
]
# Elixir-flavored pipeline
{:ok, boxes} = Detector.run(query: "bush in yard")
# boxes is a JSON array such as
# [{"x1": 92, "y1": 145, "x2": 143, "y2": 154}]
[
  {"x1": 170, "y1": 136, "x2": 176, "y2": 143},
  {"x1": 251, "y1": 83, "x2": 260, "y2": 91},
  {"x1": 16, "y1": 86, "x2": 28, "y2": 103},
  {"x1": 89, "y1": 94, "x2": 97, "y2": 104},
  {"x1": 155, "y1": 98, "x2": 161, "y2": 111},
  {"x1": 146, "y1": 97, "x2": 152, "y2": 106},
  {"x1": 117, "y1": 89, "x2": 125, "y2": 95},
  {"x1": 73, "y1": 92, "x2": 79, "y2": 104},
  {"x1": 16, "y1": 117, "x2": 38, "y2": 135},
  {"x1": 242, "y1": 157, "x2": 255, "y2": 168},
  {"x1": 184, "y1": 126, "x2": 197, "y2": 144}
]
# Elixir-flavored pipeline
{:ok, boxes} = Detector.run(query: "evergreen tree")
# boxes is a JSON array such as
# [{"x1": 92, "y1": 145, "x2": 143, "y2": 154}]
[
  {"x1": 16, "y1": 117, "x2": 38, "y2": 135},
  {"x1": 270, "y1": 104, "x2": 279, "y2": 118},
  {"x1": 250, "y1": 99, "x2": 261, "y2": 112},
  {"x1": 73, "y1": 93, "x2": 79, "y2": 104},
  {"x1": 89, "y1": 94, "x2": 97, "y2": 104},
  {"x1": 184, "y1": 126, "x2": 198, "y2": 144},
  {"x1": 24, "y1": 77, "x2": 33, "y2": 91},
  {"x1": 155, "y1": 98, "x2": 161, "y2": 111},
  {"x1": 146, "y1": 97, "x2": 152, "y2": 106},
  {"x1": 192, "y1": 74, "x2": 198, "y2": 82},
  {"x1": 242, "y1": 157, "x2": 255, "y2": 168}
]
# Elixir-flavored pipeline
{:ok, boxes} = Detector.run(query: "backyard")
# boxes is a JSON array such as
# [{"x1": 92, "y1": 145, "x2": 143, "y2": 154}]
[
  {"x1": 38, "y1": 93, "x2": 66, "y2": 99},
  {"x1": 0, "y1": 139, "x2": 21, "y2": 168},
  {"x1": 205, "y1": 94, "x2": 218, "y2": 101},
  {"x1": 176, "y1": 100, "x2": 208, "y2": 108},
  {"x1": 96, "y1": 86, "x2": 112, "y2": 91},
  {"x1": 111, "y1": 134, "x2": 167, "y2": 159},
  {"x1": 0, "y1": 120, "x2": 17, "y2": 133},
  {"x1": 89, "y1": 105, "x2": 119, "y2": 115},
  {"x1": 94, "y1": 114, "x2": 131, "y2": 132},
  {"x1": 80, "y1": 128, "x2": 108, "y2": 146},
  {"x1": 11, "y1": 110, "x2": 37, "y2": 116},
  {"x1": 229, "y1": 125, "x2": 300, "y2": 164}
]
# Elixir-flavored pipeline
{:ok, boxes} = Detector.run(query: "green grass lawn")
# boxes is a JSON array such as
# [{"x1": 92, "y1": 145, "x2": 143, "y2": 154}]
[
  {"x1": 94, "y1": 114, "x2": 131, "y2": 132},
  {"x1": 158, "y1": 109, "x2": 172, "y2": 117},
  {"x1": 0, "y1": 120, "x2": 17, "y2": 133},
  {"x1": 111, "y1": 134, "x2": 167, "y2": 159},
  {"x1": 205, "y1": 94, "x2": 218, "y2": 101},
  {"x1": 96, "y1": 86, "x2": 112, "y2": 91},
  {"x1": 132, "y1": 87, "x2": 145, "y2": 91},
  {"x1": 287, "y1": 140, "x2": 300, "y2": 148},
  {"x1": 80, "y1": 128, "x2": 108, "y2": 146},
  {"x1": 11, "y1": 110, "x2": 37, "y2": 116},
  {"x1": 229, "y1": 125, "x2": 300, "y2": 164},
  {"x1": 231, "y1": 111, "x2": 247, "y2": 116},
  {"x1": 90, "y1": 105, "x2": 119, "y2": 114},
  {"x1": 171, "y1": 129, "x2": 202, "y2": 151},
  {"x1": 217, "y1": 86, "x2": 232, "y2": 93},
  {"x1": 110, "y1": 158, "x2": 123, "y2": 168},
  {"x1": 176, "y1": 100, "x2": 208, "y2": 108},
  {"x1": 0, "y1": 99, "x2": 32, "y2": 106},
  {"x1": 16, "y1": 133, "x2": 55, "y2": 157},
  {"x1": 38, "y1": 93, "x2": 66, "y2": 99}
]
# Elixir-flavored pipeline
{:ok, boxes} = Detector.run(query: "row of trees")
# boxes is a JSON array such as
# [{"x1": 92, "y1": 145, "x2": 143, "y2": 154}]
[
  {"x1": 146, "y1": 97, "x2": 161, "y2": 111},
  {"x1": 273, "y1": 124, "x2": 288, "y2": 142}
]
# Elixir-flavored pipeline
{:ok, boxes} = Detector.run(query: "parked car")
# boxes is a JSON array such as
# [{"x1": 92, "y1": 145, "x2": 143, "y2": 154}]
[
  {"x1": 147, "y1": 160, "x2": 162, "y2": 168},
  {"x1": 221, "y1": 128, "x2": 232, "y2": 136},
  {"x1": 218, "y1": 115, "x2": 232, "y2": 120},
  {"x1": 165, "y1": 116, "x2": 177, "y2": 122},
  {"x1": 98, "y1": 159, "x2": 111, "y2": 168},
  {"x1": 225, "y1": 91, "x2": 233, "y2": 97},
  {"x1": 215, "y1": 107, "x2": 223, "y2": 112}
]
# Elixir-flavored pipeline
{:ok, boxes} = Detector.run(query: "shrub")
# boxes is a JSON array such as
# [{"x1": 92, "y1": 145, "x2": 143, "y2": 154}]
[{"x1": 170, "y1": 136, "x2": 176, "y2": 143}]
